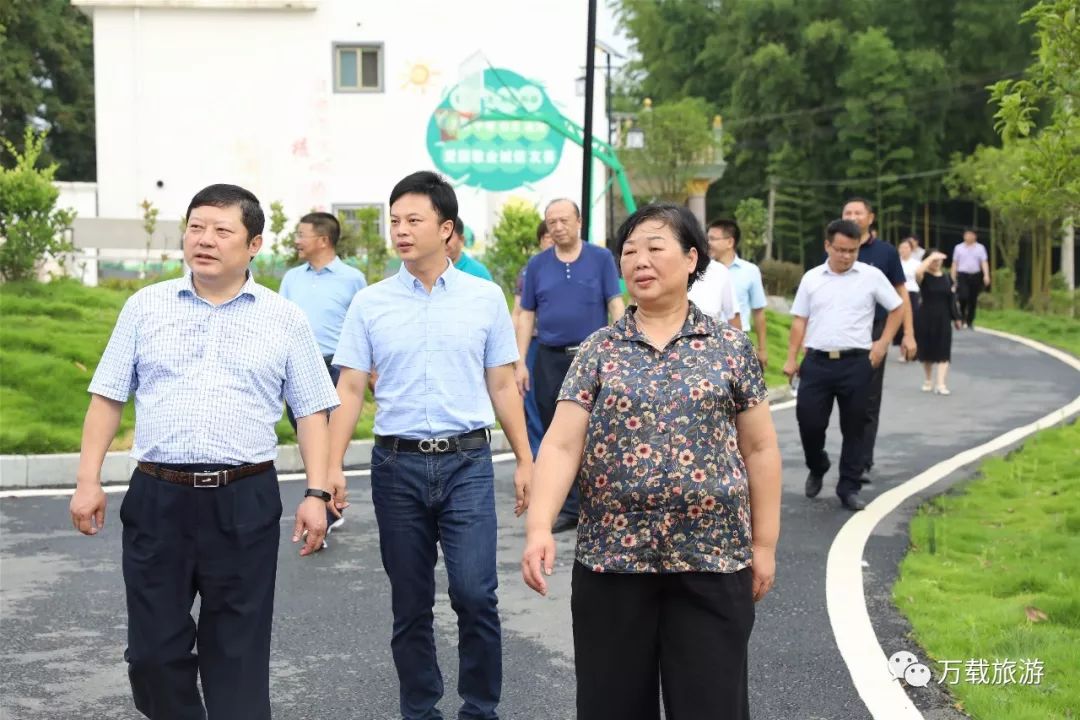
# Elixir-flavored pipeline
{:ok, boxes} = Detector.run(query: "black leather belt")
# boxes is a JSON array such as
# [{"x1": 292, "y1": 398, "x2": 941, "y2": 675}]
[
  {"x1": 807, "y1": 348, "x2": 870, "y2": 360},
  {"x1": 541, "y1": 343, "x2": 580, "y2": 355},
  {"x1": 374, "y1": 428, "x2": 490, "y2": 454},
  {"x1": 136, "y1": 461, "x2": 274, "y2": 488}
]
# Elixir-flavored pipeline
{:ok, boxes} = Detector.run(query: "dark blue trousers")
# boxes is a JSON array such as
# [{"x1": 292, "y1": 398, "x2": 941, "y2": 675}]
[
  {"x1": 534, "y1": 343, "x2": 579, "y2": 523},
  {"x1": 795, "y1": 353, "x2": 874, "y2": 498},
  {"x1": 121, "y1": 466, "x2": 281, "y2": 720},
  {"x1": 523, "y1": 339, "x2": 543, "y2": 458},
  {"x1": 370, "y1": 444, "x2": 502, "y2": 720}
]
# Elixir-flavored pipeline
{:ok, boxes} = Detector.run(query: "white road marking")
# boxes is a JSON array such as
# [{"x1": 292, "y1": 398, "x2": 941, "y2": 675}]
[{"x1": 827, "y1": 328, "x2": 1080, "y2": 719}]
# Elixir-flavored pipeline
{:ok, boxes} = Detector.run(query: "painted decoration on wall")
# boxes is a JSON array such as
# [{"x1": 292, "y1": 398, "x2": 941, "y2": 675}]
[
  {"x1": 402, "y1": 61, "x2": 439, "y2": 93},
  {"x1": 426, "y1": 67, "x2": 565, "y2": 191}
]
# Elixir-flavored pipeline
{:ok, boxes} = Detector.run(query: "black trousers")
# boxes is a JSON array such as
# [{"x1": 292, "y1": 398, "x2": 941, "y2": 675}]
[
  {"x1": 796, "y1": 353, "x2": 874, "y2": 497},
  {"x1": 956, "y1": 271, "x2": 983, "y2": 327},
  {"x1": 121, "y1": 466, "x2": 282, "y2": 720},
  {"x1": 534, "y1": 343, "x2": 579, "y2": 521},
  {"x1": 860, "y1": 317, "x2": 889, "y2": 473},
  {"x1": 572, "y1": 563, "x2": 755, "y2": 720}
]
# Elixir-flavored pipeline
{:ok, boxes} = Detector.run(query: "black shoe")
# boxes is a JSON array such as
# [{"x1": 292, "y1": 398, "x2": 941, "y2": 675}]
[
  {"x1": 805, "y1": 471, "x2": 824, "y2": 498},
  {"x1": 552, "y1": 515, "x2": 578, "y2": 533},
  {"x1": 839, "y1": 493, "x2": 866, "y2": 511}
]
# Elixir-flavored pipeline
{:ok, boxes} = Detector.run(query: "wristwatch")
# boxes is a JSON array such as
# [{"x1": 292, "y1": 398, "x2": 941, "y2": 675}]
[{"x1": 304, "y1": 488, "x2": 333, "y2": 502}]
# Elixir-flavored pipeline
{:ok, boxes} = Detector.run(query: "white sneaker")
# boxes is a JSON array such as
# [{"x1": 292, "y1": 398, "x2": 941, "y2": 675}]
[{"x1": 921, "y1": 381, "x2": 933, "y2": 392}]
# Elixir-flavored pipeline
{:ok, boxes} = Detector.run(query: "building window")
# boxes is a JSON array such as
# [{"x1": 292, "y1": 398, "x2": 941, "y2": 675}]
[
  {"x1": 333, "y1": 44, "x2": 383, "y2": 92},
  {"x1": 333, "y1": 204, "x2": 385, "y2": 239}
]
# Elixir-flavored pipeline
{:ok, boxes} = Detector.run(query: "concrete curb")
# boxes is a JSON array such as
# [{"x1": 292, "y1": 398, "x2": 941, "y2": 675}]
[{"x1": 0, "y1": 388, "x2": 794, "y2": 490}]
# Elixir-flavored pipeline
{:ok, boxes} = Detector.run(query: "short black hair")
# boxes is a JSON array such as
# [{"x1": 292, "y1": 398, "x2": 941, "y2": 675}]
[
  {"x1": 185, "y1": 184, "x2": 264, "y2": 241},
  {"x1": 963, "y1": 227, "x2": 977, "y2": 235},
  {"x1": 826, "y1": 219, "x2": 862, "y2": 243},
  {"x1": 536, "y1": 220, "x2": 548, "y2": 243},
  {"x1": 300, "y1": 212, "x2": 341, "y2": 247},
  {"x1": 452, "y1": 216, "x2": 466, "y2": 238},
  {"x1": 544, "y1": 198, "x2": 581, "y2": 219},
  {"x1": 844, "y1": 196, "x2": 874, "y2": 214},
  {"x1": 706, "y1": 217, "x2": 741, "y2": 248},
  {"x1": 389, "y1": 171, "x2": 459, "y2": 229},
  {"x1": 614, "y1": 203, "x2": 709, "y2": 289}
]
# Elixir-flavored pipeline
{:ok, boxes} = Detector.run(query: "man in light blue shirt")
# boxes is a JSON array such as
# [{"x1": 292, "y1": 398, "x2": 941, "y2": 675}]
[
  {"x1": 69, "y1": 184, "x2": 339, "y2": 720},
  {"x1": 448, "y1": 216, "x2": 494, "y2": 281},
  {"x1": 328, "y1": 171, "x2": 533, "y2": 720},
  {"x1": 707, "y1": 218, "x2": 769, "y2": 367}
]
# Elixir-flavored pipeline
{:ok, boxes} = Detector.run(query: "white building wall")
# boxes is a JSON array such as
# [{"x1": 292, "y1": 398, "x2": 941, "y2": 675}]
[{"x1": 84, "y1": 0, "x2": 611, "y2": 250}]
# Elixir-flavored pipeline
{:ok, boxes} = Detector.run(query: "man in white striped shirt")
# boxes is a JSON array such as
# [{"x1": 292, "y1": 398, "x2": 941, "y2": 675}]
[{"x1": 69, "y1": 184, "x2": 340, "y2": 720}]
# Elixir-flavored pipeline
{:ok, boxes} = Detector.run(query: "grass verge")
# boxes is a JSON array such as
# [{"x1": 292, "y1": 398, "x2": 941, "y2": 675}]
[
  {"x1": 977, "y1": 309, "x2": 1080, "y2": 357},
  {"x1": 893, "y1": 420, "x2": 1080, "y2": 719}
]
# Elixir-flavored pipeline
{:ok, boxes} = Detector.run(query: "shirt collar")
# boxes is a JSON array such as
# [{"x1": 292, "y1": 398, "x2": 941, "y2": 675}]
[
  {"x1": 179, "y1": 271, "x2": 259, "y2": 302},
  {"x1": 822, "y1": 261, "x2": 861, "y2": 276},
  {"x1": 729, "y1": 255, "x2": 747, "y2": 269},
  {"x1": 614, "y1": 302, "x2": 714, "y2": 344},
  {"x1": 396, "y1": 257, "x2": 456, "y2": 291},
  {"x1": 305, "y1": 256, "x2": 344, "y2": 274}
]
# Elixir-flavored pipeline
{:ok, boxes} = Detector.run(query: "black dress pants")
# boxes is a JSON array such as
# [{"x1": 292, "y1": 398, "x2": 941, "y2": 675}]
[
  {"x1": 860, "y1": 317, "x2": 888, "y2": 473},
  {"x1": 121, "y1": 466, "x2": 282, "y2": 720},
  {"x1": 571, "y1": 562, "x2": 755, "y2": 720},
  {"x1": 796, "y1": 353, "x2": 874, "y2": 497},
  {"x1": 534, "y1": 344, "x2": 578, "y2": 521},
  {"x1": 956, "y1": 271, "x2": 983, "y2": 327}
]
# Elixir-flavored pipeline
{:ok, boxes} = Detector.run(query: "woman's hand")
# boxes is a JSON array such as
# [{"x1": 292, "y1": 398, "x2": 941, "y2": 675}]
[
  {"x1": 522, "y1": 529, "x2": 557, "y2": 596},
  {"x1": 751, "y1": 544, "x2": 776, "y2": 602}
]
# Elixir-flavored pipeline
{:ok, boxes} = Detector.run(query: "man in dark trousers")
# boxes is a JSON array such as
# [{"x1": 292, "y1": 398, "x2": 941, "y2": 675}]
[
  {"x1": 841, "y1": 197, "x2": 916, "y2": 482},
  {"x1": 784, "y1": 220, "x2": 903, "y2": 511},
  {"x1": 950, "y1": 227, "x2": 991, "y2": 329},
  {"x1": 514, "y1": 198, "x2": 625, "y2": 532},
  {"x1": 69, "y1": 184, "x2": 340, "y2": 719}
]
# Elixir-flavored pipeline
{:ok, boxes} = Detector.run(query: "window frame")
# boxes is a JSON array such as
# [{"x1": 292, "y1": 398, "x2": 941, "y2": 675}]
[
  {"x1": 332, "y1": 42, "x2": 384, "y2": 93},
  {"x1": 333, "y1": 203, "x2": 386, "y2": 240}
]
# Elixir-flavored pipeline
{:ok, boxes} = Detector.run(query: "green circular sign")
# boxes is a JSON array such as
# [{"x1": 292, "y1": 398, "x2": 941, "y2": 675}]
[{"x1": 427, "y1": 68, "x2": 566, "y2": 191}]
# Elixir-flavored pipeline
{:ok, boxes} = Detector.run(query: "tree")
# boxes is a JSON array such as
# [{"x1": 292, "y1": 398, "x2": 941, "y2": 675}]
[
  {"x1": 138, "y1": 198, "x2": 159, "y2": 280},
  {"x1": 734, "y1": 197, "x2": 768, "y2": 260},
  {"x1": 0, "y1": 0, "x2": 95, "y2": 180},
  {"x1": 484, "y1": 199, "x2": 543, "y2": 295},
  {"x1": 345, "y1": 206, "x2": 389, "y2": 285},
  {"x1": 621, "y1": 97, "x2": 717, "y2": 203},
  {"x1": 0, "y1": 128, "x2": 76, "y2": 281}
]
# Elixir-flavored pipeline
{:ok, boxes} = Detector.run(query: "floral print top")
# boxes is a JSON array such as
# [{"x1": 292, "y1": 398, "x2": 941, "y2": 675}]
[{"x1": 558, "y1": 303, "x2": 767, "y2": 573}]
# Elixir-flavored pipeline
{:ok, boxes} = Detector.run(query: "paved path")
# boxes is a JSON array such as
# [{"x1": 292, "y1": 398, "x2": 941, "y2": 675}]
[{"x1": 2, "y1": 330, "x2": 1077, "y2": 719}]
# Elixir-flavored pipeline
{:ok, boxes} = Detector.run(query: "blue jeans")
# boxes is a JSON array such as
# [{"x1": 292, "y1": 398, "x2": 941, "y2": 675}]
[
  {"x1": 523, "y1": 339, "x2": 543, "y2": 458},
  {"x1": 370, "y1": 443, "x2": 502, "y2": 720}
]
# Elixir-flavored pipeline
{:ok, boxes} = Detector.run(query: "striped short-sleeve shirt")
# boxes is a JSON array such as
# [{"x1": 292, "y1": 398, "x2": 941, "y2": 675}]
[{"x1": 88, "y1": 273, "x2": 340, "y2": 464}]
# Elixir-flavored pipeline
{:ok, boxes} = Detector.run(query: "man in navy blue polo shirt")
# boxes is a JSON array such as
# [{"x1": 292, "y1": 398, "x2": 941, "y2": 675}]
[
  {"x1": 515, "y1": 198, "x2": 624, "y2": 532},
  {"x1": 841, "y1": 198, "x2": 916, "y2": 482}
]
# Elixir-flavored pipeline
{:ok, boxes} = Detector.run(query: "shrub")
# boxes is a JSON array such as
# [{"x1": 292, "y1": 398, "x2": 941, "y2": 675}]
[
  {"x1": 759, "y1": 259, "x2": 803, "y2": 297},
  {"x1": 483, "y1": 199, "x2": 542, "y2": 295}
]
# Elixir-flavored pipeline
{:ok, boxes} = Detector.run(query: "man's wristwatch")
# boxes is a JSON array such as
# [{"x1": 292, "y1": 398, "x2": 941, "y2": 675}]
[{"x1": 304, "y1": 488, "x2": 332, "y2": 502}]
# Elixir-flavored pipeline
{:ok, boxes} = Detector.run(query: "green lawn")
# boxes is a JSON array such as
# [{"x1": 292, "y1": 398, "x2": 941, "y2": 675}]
[
  {"x1": 893, "y1": 421, "x2": 1080, "y2": 719},
  {"x1": 977, "y1": 309, "x2": 1080, "y2": 357}
]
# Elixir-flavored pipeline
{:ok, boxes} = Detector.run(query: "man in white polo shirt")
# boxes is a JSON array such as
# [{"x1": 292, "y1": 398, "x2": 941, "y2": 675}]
[{"x1": 783, "y1": 219, "x2": 903, "y2": 511}]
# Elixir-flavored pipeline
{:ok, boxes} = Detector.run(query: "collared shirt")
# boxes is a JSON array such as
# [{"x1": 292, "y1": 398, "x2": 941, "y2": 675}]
[
  {"x1": 687, "y1": 260, "x2": 738, "y2": 323},
  {"x1": 521, "y1": 244, "x2": 622, "y2": 347},
  {"x1": 88, "y1": 273, "x2": 340, "y2": 464},
  {"x1": 558, "y1": 303, "x2": 767, "y2": 574},
  {"x1": 791, "y1": 261, "x2": 902, "y2": 351},
  {"x1": 279, "y1": 257, "x2": 367, "y2": 356},
  {"x1": 953, "y1": 241, "x2": 988, "y2": 274},
  {"x1": 725, "y1": 255, "x2": 767, "y2": 329},
  {"x1": 901, "y1": 256, "x2": 920, "y2": 293},
  {"x1": 454, "y1": 252, "x2": 494, "y2": 281},
  {"x1": 855, "y1": 237, "x2": 905, "y2": 325},
  {"x1": 333, "y1": 260, "x2": 518, "y2": 438}
]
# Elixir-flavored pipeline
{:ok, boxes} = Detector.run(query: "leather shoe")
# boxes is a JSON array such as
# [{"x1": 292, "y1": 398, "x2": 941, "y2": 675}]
[
  {"x1": 805, "y1": 471, "x2": 824, "y2": 498},
  {"x1": 552, "y1": 515, "x2": 578, "y2": 533},
  {"x1": 839, "y1": 493, "x2": 866, "y2": 511}
]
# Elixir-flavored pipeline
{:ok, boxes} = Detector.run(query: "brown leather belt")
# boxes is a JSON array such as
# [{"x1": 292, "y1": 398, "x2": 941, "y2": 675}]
[{"x1": 136, "y1": 461, "x2": 274, "y2": 488}]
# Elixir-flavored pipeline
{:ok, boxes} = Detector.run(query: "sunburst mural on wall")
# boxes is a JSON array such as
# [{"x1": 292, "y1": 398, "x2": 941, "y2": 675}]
[{"x1": 401, "y1": 61, "x2": 440, "y2": 93}]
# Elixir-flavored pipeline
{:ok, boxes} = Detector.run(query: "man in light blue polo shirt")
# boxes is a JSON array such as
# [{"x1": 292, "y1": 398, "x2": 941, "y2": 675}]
[
  {"x1": 328, "y1": 171, "x2": 533, "y2": 720},
  {"x1": 707, "y1": 218, "x2": 769, "y2": 367},
  {"x1": 448, "y1": 216, "x2": 493, "y2": 281}
]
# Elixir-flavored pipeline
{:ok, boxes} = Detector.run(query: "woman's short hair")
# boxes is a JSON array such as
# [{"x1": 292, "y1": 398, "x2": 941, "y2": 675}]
[{"x1": 614, "y1": 203, "x2": 710, "y2": 289}]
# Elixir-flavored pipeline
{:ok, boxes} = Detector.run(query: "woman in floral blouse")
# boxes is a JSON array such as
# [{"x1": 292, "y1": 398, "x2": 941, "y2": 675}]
[{"x1": 521, "y1": 203, "x2": 782, "y2": 720}]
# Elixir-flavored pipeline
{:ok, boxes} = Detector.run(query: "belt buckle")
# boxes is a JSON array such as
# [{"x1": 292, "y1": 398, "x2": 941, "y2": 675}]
[
  {"x1": 193, "y1": 471, "x2": 223, "y2": 488},
  {"x1": 417, "y1": 438, "x2": 451, "y2": 454},
  {"x1": 565, "y1": 345, "x2": 580, "y2": 355},
  {"x1": 828, "y1": 350, "x2": 840, "y2": 360}
]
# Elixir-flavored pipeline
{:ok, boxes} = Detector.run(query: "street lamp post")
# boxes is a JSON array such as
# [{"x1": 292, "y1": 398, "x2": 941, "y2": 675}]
[{"x1": 581, "y1": 0, "x2": 597, "y2": 244}]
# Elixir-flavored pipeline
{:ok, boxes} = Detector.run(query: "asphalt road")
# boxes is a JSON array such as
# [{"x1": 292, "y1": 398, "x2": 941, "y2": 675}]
[{"x1": 2, "y1": 329, "x2": 1077, "y2": 720}]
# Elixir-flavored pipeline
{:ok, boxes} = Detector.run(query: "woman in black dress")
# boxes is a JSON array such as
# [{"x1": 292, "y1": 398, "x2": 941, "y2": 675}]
[{"x1": 915, "y1": 250, "x2": 961, "y2": 395}]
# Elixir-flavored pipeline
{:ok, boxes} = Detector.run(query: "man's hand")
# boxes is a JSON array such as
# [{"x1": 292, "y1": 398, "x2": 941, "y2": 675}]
[
  {"x1": 983, "y1": 273, "x2": 991, "y2": 290},
  {"x1": 756, "y1": 348, "x2": 768, "y2": 370},
  {"x1": 513, "y1": 462, "x2": 531, "y2": 517},
  {"x1": 292, "y1": 496, "x2": 328, "y2": 556},
  {"x1": 514, "y1": 362, "x2": 530, "y2": 396},
  {"x1": 522, "y1": 529, "x2": 556, "y2": 595},
  {"x1": 327, "y1": 467, "x2": 349, "y2": 519},
  {"x1": 70, "y1": 481, "x2": 107, "y2": 536},
  {"x1": 782, "y1": 358, "x2": 798, "y2": 380},
  {"x1": 751, "y1": 544, "x2": 776, "y2": 602},
  {"x1": 870, "y1": 341, "x2": 888, "y2": 368},
  {"x1": 901, "y1": 333, "x2": 917, "y2": 361}
]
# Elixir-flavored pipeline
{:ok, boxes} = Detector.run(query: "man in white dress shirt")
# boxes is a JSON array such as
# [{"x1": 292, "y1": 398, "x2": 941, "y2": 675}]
[
  {"x1": 783, "y1": 219, "x2": 902, "y2": 511},
  {"x1": 687, "y1": 253, "x2": 741, "y2": 329}
]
